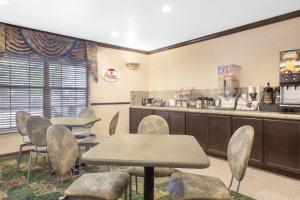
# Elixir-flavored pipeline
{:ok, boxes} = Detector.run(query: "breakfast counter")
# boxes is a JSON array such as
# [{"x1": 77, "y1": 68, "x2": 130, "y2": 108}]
[
  {"x1": 129, "y1": 105, "x2": 300, "y2": 178},
  {"x1": 130, "y1": 105, "x2": 300, "y2": 121}
]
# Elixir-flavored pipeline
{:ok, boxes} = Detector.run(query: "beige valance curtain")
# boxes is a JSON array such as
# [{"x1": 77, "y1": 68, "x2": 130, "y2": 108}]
[
  {"x1": 0, "y1": 23, "x2": 98, "y2": 81},
  {"x1": 86, "y1": 42, "x2": 98, "y2": 82},
  {"x1": 0, "y1": 24, "x2": 5, "y2": 58}
]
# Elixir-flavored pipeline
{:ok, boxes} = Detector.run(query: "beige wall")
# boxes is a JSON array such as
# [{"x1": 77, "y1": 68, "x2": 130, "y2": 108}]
[
  {"x1": 1, "y1": 17, "x2": 300, "y2": 155},
  {"x1": 89, "y1": 47, "x2": 148, "y2": 138},
  {"x1": 147, "y1": 17, "x2": 300, "y2": 90}
]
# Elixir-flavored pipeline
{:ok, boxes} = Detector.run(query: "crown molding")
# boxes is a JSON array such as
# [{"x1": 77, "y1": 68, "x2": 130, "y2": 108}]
[
  {"x1": 1, "y1": 10, "x2": 299, "y2": 55},
  {"x1": 148, "y1": 10, "x2": 300, "y2": 54},
  {"x1": 0, "y1": 21, "x2": 149, "y2": 55}
]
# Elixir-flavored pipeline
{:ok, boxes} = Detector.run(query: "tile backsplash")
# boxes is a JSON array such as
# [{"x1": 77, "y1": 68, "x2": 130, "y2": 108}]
[{"x1": 131, "y1": 88, "x2": 249, "y2": 106}]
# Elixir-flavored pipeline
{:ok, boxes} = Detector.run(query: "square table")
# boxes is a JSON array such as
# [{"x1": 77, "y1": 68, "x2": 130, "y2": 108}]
[
  {"x1": 51, "y1": 117, "x2": 101, "y2": 130},
  {"x1": 82, "y1": 134, "x2": 210, "y2": 200}
]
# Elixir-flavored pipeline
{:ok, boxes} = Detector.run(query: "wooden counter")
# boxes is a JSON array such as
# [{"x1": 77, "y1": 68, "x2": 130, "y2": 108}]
[{"x1": 129, "y1": 106, "x2": 300, "y2": 178}]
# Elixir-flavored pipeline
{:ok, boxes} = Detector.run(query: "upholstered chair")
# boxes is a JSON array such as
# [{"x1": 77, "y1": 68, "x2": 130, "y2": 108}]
[
  {"x1": 73, "y1": 107, "x2": 97, "y2": 139},
  {"x1": 137, "y1": 115, "x2": 169, "y2": 135},
  {"x1": 168, "y1": 125, "x2": 254, "y2": 200},
  {"x1": 26, "y1": 116, "x2": 52, "y2": 184},
  {"x1": 16, "y1": 111, "x2": 33, "y2": 170},
  {"x1": 47, "y1": 125, "x2": 78, "y2": 177},
  {"x1": 78, "y1": 111, "x2": 120, "y2": 147},
  {"x1": 127, "y1": 115, "x2": 176, "y2": 199},
  {"x1": 77, "y1": 111, "x2": 120, "y2": 171},
  {"x1": 78, "y1": 107, "x2": 97, "y2": 129},
  {"x1": 108, "y1": 111, "x2": 120, "y2": 136},
  {"x1": 47, "y1": 125, "x2": 129, "y2": 200}
]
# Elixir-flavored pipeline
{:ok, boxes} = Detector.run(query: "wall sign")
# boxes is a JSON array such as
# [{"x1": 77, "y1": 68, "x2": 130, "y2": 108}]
[{"x1": 101, "y1": 67, "x2": 120, "y2": 82}]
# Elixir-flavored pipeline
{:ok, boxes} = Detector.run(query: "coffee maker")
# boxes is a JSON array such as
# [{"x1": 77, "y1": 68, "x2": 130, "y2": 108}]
[{"x1": 279, "y1": 49, "x2": 300, "y2": 108}]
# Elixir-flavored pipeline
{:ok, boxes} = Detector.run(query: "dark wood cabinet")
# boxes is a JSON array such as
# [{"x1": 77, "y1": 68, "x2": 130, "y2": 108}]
[
  {"x1": 129, "y1": 107, "x2": 300, "y2": 178},
  {"x1": 264, "y1": 119, "x2": 300, "y2": 174},
  {"x1": 154, "y1": 110, "x2": 169, "y2": 123},
  {"x1": 129, "y1": 108, "x2": 142, "y2": 133},
  {"x1": 232, "y1": 117, "x2": 264, "y2": 166},
  {"x1": 169, "y1": 111, "x2": 186, "y2": 135},
  {"x1": 141, "y1": 109, "x2": 154, "y2": 118},
  {"x1": 186, "y1": 113, "x2": 207, "y2": 150},
  {"x1": 207, "y1": 115, "x2": 231, "y2": 158}
]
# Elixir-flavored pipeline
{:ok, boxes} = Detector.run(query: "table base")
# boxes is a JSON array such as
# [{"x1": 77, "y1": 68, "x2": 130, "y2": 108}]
[{"x1": 144, "y1": 167, "x2": 154, "y2": 200}]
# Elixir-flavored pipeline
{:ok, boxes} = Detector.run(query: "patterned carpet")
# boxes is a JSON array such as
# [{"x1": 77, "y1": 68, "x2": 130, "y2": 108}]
[{"x1": 0, "y1": 155, "x2": 255, "y2": 200}]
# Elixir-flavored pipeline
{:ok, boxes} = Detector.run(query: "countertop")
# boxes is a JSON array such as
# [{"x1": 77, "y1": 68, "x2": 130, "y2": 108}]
[{"x1": 130, "y1": 105, "x2": 300, "y2": 121}]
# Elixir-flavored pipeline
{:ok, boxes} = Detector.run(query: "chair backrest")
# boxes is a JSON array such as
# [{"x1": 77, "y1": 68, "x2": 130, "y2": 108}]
[
  {"x1": 227, "y1": 125, "x2": 254, "y2": 181},
  {"x1": 109, "y1": 111, "x2": 120, "y2": 136},
  {"x1": 47, "y1": 125, "x2": 79, "y2": 176},
  {"x1": 79, "y1": 107, "x2": 96, "y2": 118},
  {"x1": 138, "y1": 115, "x2": 169, "y2": 135},
  {"x1": 27, "y1": 116, "x2": 52, "y2": 147},
  {"x1": 79, "y1": 107, "x2": 96, "y2": 129},
  {"x1": 16, "y1": 111, "x2": 31, "y2": 136}
]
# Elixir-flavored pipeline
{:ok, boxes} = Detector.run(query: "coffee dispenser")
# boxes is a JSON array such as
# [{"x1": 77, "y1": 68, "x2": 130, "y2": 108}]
[
  {"x1": 217, "y1": 64, "x2": 241, "y2": 109},
  {"x1": 279, "y1": 49, "x2": 300, "y2": 108}
]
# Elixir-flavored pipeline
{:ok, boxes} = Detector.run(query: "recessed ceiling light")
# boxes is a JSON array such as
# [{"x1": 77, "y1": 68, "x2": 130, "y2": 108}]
[
  {"x1": 110, "y1": 31, "x2": 119, "y2": 38},
  {"x1": 161, "y1": 5, "x2": 172, "y2": 13}
]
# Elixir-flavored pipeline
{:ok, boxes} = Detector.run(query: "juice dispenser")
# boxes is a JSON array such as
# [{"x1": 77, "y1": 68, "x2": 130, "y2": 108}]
[{"x1": 279, "y1": 49, "x2": 300, "y2": 108}]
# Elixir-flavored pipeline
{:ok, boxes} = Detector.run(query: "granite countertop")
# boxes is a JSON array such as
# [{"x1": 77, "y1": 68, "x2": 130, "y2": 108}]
[{"x1": 130, "y1": 105, "x2": 300, "y2": 121}]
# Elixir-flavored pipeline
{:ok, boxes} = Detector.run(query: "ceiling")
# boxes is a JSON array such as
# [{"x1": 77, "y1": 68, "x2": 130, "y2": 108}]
[{"x1": 0, "y1": 0, "x2": 299, "y2": 51}]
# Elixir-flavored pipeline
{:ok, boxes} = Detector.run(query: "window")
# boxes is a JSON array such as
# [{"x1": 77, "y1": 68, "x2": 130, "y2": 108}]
[
  {"x1": 48, "y1": 59, "x2": 87, "y2": 118},
  {"x1": 0, "y1": 52, "x2": 87, "y2": 132}
]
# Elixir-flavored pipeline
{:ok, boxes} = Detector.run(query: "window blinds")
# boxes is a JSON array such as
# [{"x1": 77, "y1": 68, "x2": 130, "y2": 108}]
[{"x1": 0, "y1": 52, "x2": 87, "y2": 132}]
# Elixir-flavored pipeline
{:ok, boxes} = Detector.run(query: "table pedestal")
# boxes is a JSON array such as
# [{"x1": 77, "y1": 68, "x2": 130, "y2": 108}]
[{"x1": 144, "y1": 167, "x2": 154, "y2": 200}]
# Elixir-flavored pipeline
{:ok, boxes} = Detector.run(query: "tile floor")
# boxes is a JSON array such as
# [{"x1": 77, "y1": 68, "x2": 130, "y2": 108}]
[{"x1": 178, "y1": 157, "x2": 300, "y2": 200}]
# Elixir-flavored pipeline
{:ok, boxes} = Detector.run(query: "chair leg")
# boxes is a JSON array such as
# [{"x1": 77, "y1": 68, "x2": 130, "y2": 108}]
[
  {"x1": 236, "y1": 181, "x2": 241, "y2": 193},
  {"x1": 35, "y1": 147, "x2": 38, "y2": 163},
  {"x1": 47, "y1": 153, "x2": 52, "y2": 174},
  {"x1": 78, "y1": 146, "x2": 81, "y2": 171},
  {"x1": 17, "y1": 144, "x2": 23, "y2": 170},
  {"x1": 27, "y1": 153, "x2": 33, "y2": 186},
  {"x1": 129, "y1": 175, "x2": 132, "y2": 200},
  {"x1": 135, "y1": 176, "x2": 138, "y2": 194},
  {"x1": 124, "y1": 186, "x2": 128, "y2": 200},
  {"x1": 228, "y1": 175, "x2": 234, "y2": 189}
]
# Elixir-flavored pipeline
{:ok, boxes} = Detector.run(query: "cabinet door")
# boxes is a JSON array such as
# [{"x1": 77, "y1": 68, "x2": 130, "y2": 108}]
[
  {"x1": 154, "y1": 110, "x2": 169, "y2": 123},
  {"x1": 264, "y1": 119, "x2": 300, "y2": 174},
  {"x1": 169, "y1": 111, "x2": 186, "y2": 135},
  {"x1": 207, "y1": 115, "x2": 231, "y2": 158},
  {"x1": 232, "y1": 117, "x2": 263, "y2": 166},
  {"x1": 186, "y1": 113, "x2": 207, "y2": 151},
  {"x1": 129, "y1": 108, "x2": 142, "y2": 133},
  {"x1": 141, "y1": 109, "x2": 154, "y2": 119}
]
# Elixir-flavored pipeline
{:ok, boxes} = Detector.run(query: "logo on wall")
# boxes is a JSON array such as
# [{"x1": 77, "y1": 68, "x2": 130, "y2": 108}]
[{"x1": 101, "y1": 67, "x2": 120, "y2": 82}]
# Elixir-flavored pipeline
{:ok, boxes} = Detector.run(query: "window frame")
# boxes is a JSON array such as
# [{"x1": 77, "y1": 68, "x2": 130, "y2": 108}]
[{"x1": 0, "y1": 52, "x2": 89, "y2": 133}]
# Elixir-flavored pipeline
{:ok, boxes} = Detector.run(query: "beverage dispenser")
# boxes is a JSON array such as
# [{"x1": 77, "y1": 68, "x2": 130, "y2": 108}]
[
  {"x1": 280, "y1": 49, "x2": 300, "y2": 108},
  {"x1": 217, "y1": 65, "x2": 241, "y2": 109}
]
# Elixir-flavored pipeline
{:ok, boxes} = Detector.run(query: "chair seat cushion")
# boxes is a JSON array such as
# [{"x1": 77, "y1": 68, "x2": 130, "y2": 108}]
[
  {"x1": 77, "y1": 136, "x2": 101, "y2": 146},
  {"x1": 65, "y1": 172, "x2": 129, "y2": 200},
  {"x1": 168, "y1": 172, "x2": 231, "y2": 200},
  {"x1": 73, "y1": 131, "x2": 91, "y2": 139},
  {"x1": 127, "y1": 166, "x2": 176, "y2": 177}
]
